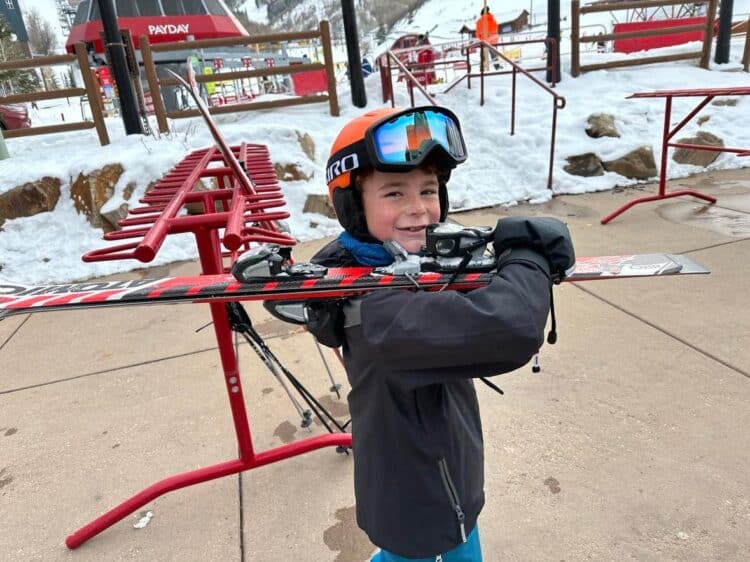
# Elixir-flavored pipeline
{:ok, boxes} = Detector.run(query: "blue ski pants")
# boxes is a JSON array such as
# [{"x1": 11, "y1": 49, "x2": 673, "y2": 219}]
[{"x1": 370, "y1": 525, "x2": 482, "y2": 562}]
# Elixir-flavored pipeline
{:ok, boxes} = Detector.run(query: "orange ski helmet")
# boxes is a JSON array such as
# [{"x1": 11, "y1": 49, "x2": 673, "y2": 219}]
[{"x1": 326, "y1": 105, "x2": 467, "y2": 240}]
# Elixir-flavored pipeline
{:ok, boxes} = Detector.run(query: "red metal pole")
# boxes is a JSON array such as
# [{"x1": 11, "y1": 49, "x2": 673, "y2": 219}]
[
  {"x1": 65, "y1": 459, "x2": 246, "y2": 548},
  {"x1": 479, "y1": 42, "x2": 485, "y2": 105},
  {"x1": 195, "y1": 228, "x2": 257, "y2": 458},
  {"x1": 657, "y1": 96, "x2": 673, "y2": 197},
  {"x1": 68, "y1": 145, "x2": 352, "y2": 550},
  {"x1": 511, "y1": 66, "x2": 517, "y2": 136},
  {"x1": 548, "y1": 98, "x2": 558, "y2": 190}
]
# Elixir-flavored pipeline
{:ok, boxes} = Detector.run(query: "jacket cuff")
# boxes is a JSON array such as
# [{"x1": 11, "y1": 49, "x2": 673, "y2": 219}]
[{"x1": 496, "y1": 247, "x2": 551, "y2": 279}]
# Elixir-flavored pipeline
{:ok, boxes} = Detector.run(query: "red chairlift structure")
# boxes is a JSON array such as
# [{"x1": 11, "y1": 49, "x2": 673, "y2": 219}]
[{"x1": 65, "y1": 0, "x2": 248, "y2": 55}]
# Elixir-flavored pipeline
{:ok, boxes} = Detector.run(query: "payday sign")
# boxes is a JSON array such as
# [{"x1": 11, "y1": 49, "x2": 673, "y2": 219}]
[{"x1": 148, "y1": 23, "x2": 190, "y2": 35}]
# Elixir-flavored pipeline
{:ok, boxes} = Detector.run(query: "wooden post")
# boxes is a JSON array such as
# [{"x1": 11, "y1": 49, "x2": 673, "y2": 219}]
[
  {"x1": 74, "y1": 42, "x2": 109, "y2": 146},
  {"x1": 139, "y1": 35, "x2": 169, "y2": 133},
  {"x1": 319, "y1": 20, "x2": 339, "y2": 116},
  {"x1": 743, "y1": 16, "x2": 750, "y2": 72},
  {"x1": 571, "y1": 0, "x2": 581, "y2": 77},
  {"x1": 700, "y1": 0, "x2": 718, "y2": 69}
]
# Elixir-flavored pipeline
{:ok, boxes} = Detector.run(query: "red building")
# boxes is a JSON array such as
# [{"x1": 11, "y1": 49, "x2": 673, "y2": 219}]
[{"x1": 65, "y1": 0, "x2": 247, "y2": 54}]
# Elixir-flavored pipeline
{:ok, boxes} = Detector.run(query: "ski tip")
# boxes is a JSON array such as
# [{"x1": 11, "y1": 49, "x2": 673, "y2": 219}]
[{"x1": 666, "y1": 254, "x2": 711, "y2": 275}]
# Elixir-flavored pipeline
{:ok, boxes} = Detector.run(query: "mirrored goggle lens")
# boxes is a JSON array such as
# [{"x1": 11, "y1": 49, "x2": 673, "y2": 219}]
[{"x1": 373, "y1": 110, "x2": 466, "y2": 166}]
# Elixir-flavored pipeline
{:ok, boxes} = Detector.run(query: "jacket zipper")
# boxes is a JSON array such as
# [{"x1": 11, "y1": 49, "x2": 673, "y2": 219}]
[{"x1": 437, "y1": 458, "x2": 467, "y2": 543}]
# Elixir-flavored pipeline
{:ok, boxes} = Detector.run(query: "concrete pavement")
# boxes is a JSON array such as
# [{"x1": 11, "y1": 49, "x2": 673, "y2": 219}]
[{"x1": 1, "y1": 169, "x2": 748, "y2": 561}]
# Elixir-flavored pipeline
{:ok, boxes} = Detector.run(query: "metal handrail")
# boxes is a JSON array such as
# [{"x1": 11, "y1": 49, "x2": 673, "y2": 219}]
[
  {"x1": 600, "y1": 86, "x2": 750, "y2": 223},
  {"x1": 378, "y1": 38, "x2": 565, "y2": 190},
  {"x1": 381, "y1": 50, "x2": 437, "y2": 107},
  {"x1": 468, "y1": 39, "x2": 564, "y2": 107},
  {"x1": 469, "y1": 38, "x2": 565, "y2": 190}
]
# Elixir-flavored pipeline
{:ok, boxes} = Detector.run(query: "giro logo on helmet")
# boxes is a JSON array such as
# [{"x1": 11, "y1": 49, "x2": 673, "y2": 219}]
[{"x1": 326, "y1": 154, "x2": 359, "y2": 183}]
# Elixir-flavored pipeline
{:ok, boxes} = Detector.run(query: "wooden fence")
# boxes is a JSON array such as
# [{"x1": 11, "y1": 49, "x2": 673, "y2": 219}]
[
  {"x1": 0, "y1": 43, "x2": 109, "y2": 145},
  {"x1": 570, "y1": 0, "x2": 718, "y2": 77},
  {"x1": 141, "y1": 20, "x2": 339, "y2": 134}
]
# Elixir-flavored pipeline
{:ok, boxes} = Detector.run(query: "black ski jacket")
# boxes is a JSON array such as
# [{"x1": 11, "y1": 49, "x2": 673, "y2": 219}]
[{"x1": 312, "y1": 238, "x2": 552, "y2": 557}]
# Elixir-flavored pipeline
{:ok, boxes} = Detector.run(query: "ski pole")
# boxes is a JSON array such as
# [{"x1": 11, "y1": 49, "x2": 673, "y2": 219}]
[{"x1": 313, "y1": 338, "x2": 342, "y2": 398}]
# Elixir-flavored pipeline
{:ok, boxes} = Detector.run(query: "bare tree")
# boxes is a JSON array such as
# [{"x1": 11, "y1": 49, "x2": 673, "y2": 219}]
[{"x1": 25, "y1": 8, "x2": 59, "y2": 56}]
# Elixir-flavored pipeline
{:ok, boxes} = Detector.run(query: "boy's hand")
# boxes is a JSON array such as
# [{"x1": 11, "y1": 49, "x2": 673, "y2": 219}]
[
  {"x1": 493, "y1": 217, "x2": 576, "y2": 282},
  {"x1": 304, "y1": 300, "x2": 345, "y2": 348}
]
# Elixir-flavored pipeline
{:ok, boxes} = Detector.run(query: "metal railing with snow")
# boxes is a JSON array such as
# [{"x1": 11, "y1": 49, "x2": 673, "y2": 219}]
[
  {"x1": 601, "y1": 86, "x2": 750, "y2": 224},
  {"x1": 378, "y1": 36, "x2": 564, "y2": 190}
]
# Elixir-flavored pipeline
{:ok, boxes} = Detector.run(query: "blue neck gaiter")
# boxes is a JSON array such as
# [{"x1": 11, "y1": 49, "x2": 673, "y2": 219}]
[{"x1": 338, "y1": 232, "x2": 394, "y2": 266}]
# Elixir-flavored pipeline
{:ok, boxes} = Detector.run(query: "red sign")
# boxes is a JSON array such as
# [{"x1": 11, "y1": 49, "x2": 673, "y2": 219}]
[
  {"x1": 96, "y1": 66, "x2": 113, "y2": 87},
  {"x1": 242, "y1": 56, "x2": 253, "y2": 68},
  {"x1": 613, "y1": 17, "x2": 706, "y2": 54},
  {"x1": 143, "y1": 91, "x2": 155, "y2": 115},
  {"x1": 291, "y1": 70, "x2": 328, "y2": 96},
  {"x1": 213, "y1": 58, "x2": 224, "y2": 69},
  {"x1": 265, "y1": 58, "x2": 275, "y2": 68}
]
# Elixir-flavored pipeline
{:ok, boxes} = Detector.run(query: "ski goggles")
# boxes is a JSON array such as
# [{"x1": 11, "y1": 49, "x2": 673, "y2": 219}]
[{"x1": 326, "y1": 106, "x2": 467, "y2": 188}]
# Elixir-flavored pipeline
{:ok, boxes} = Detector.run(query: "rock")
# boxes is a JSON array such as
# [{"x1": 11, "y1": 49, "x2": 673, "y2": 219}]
[
  {"x1": 585, "y1": 113, "x2": 620, "y2": 138},
  {"x1": 99, "y1": 180, "x2": 150, "y2": 231},
  {"x1": 70, "y1": 164, "x2": 123, "y2": 229},
  {"x1": 603, "y1": 146, "x2": 657, "y2": 180},
  {"x1": 711, "y1": 98, "x2": 737, "y2": 107},
  {"x1": 100, "y1": 203, "x2": 130, "y2": 232},
  {"x1": 0, "y1": 177, "x2": 61, "y2": 227},
  {"x1": 697, "y1": 115, "x2": 710, "y2": 126},
  {"x1": 123, "y1": 183, "x2": 136, "y2": 200},
  {"x1": 563, "y1": 153, "x2": 604, "y2": 177},
  {"x1": 672, "y1": 131, "x2": 724, "y2": 167},
  {"x1": 303, "y1": 193, "x2": 336, "y2": 218},
  {"x1": 185, "y1": 178, "x2": 222, "y2": 215},
  {"x1": 275, "y1": 162, "x2": 312, "y2": 181},
  {"x1": 296, "y1": 131, "x2": 315, "y2": 160}
]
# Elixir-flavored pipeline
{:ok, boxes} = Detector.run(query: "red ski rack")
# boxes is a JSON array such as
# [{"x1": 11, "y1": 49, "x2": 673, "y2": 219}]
[
  {"x1": 66, "y1": 144, "x2": 352, "y2": 549},
  {"x1": 601, "y1": 86, "x2": 750, "y2": 224},
  {"x1": 82, "y1": 143, "x2": 295, "y2": 264}
]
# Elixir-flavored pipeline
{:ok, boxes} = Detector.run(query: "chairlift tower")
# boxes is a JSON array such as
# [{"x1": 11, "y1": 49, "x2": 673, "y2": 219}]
[{"x1": 55, "y1": 0, "x2": 79, "y2": 36}]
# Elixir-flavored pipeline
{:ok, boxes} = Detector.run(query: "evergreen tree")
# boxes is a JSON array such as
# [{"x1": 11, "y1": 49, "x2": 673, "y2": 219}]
[
  {"x1": 67, "y1": 66, "x2": 77, "y2": 89},
  {"x1": 375, "y1": 24, "x2": 387, "y2": 45},
  {"x1": 15, "y1": 70, "x2": 39, "y2": 94},
  {"x1": 0, "y1": 15, "x2": 33, "y2": 95}
]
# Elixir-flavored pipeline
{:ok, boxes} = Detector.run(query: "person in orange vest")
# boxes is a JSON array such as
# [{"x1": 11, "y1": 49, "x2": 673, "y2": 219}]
[{"x1": 475, "y1": 6, "x2": 501, "y2": 70}]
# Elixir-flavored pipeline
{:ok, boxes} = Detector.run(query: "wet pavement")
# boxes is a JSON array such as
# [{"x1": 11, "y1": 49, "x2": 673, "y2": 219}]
[{"x1": 1, "y1": 168, "x2": 749, "y2": 561}]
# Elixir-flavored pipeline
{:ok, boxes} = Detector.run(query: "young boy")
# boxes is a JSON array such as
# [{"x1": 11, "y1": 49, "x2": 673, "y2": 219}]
[{"x1": 310, "y1": 106, "x2": 574, "y2": 561}]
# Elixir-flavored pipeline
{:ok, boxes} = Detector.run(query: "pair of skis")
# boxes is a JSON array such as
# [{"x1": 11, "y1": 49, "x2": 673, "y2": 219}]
[
  {"x1": 0, "y1": 253, "x2": 710, "y2": 321},
  {"x1": 0, "y1": 72, "x2": 710, "y2": 322}
]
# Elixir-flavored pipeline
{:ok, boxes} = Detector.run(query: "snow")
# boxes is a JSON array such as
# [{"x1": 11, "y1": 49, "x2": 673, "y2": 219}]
[
  {"x1": 1, "y1": 0, "x2": 750, "y2": 284},
  {"x1": 238, "y1": 0, "x2": 269, "y2": 25},
  {"x1": 133, "y1": 510, "x2": 154, "y2": 529}
]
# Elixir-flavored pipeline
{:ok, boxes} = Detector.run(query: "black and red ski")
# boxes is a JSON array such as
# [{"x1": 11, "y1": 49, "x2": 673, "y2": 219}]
[{"x1": 0, "y1": 253, "x2": 708, "y2": 320}]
